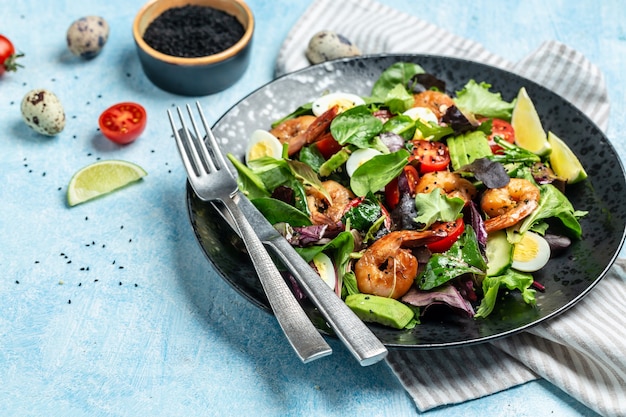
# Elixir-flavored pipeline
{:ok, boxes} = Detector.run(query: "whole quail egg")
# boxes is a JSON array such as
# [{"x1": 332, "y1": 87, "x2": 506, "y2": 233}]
[
  {"x1": 21, "y1": 89, "x2": 66, "y2": 136},
  {"x1": 306, "y1": 30, "x2": 361, "y2": 64},
  {"x1": 66, "y1": 16, "x2": 110, "y2": 59}
]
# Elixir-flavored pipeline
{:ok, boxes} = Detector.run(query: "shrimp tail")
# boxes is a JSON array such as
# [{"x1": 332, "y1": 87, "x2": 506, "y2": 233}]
[
  {"x1": 484, "y1": 200, "x2": 538, "y2": 233},
  {"x1": 287, "y1": 105, "x2": 338, "y2": 155}
]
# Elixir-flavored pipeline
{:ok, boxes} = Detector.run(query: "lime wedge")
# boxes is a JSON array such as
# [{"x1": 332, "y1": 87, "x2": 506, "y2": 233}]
[
  {"x1": 511, "y1": 87, "x2": 551, "y2": 156},
  {"x1": 547, "y1": 131, "x2": 588, "y2": 184},
  {"x1": 67, "y1": 160, "x2": 147, "y2": 206}
]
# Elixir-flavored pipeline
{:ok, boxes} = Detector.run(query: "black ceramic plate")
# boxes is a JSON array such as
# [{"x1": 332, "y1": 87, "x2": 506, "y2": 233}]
[{"x1": 187, "y1": 54, "x2": 626, "y2": 349}]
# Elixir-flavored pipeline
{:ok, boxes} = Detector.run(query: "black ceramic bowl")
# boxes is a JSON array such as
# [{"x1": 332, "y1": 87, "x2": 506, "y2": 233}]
[
  {"x1": 187, "y1": 54, "x2": 626, "y2": 349},
  {"x1": 133, "y1": 0, "x2": 254, "y2": 96}
]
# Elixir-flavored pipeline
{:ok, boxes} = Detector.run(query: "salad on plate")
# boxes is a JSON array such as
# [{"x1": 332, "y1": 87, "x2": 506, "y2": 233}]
[{"x1": 227, "y1": 62, "x2": 587, "y2": 330}]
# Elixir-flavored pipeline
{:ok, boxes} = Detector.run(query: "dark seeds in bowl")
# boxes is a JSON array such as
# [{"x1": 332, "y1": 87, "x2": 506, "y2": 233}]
[{"x1": 142, "y1": 5, "x2": 245, "y2": 58}]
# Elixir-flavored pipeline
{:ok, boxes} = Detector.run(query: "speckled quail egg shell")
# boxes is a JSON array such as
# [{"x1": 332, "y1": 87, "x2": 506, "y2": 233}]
[
  {"x1": 21, "y1": 89, "x2": 66, "y2": 136},
  {"x1": 66, "y1": 16, "x2": 110, "y2": 59},
  {"x1": 306, "y1": 30, "x2": 361, "y2": 64}
]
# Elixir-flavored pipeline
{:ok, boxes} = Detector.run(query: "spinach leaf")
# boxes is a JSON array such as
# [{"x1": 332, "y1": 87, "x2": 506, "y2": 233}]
[
  {"x1": 342, "y1": 193, "x2": 381, "y2": 231},
  {"x1": 382, "y1": 114, "x2": 416, "y2": 141},
  {"x1": 227, "y1": 153, "x2": 270, "y2": 199},
  {"x1": 414, "y1": 119, "x2": 454, "y2": 142},
  {"x1": 371, "y1": 62, "x2": 425, "y2": 100},
  {"x1": 350, "y1": 149, "x2": 409, "y2": 196},
  {"x1": 384, "y1": 84, "x2": 415, "y2": 114},
  {"x1": 298, "y1": 145, "x2": 326, "y2": 173},
  {"x1": 330, "y1": 105, "x2": 383, "y2": 149},
  {"x1": 251, "y1": 197, "x2": 312, "y2": 227},
  {"x1": 418, "y1": 226, "x2": 486, "y2": 290},
  {"x1": 270, "y1": 102, "x2": 313, "y2": 128}
]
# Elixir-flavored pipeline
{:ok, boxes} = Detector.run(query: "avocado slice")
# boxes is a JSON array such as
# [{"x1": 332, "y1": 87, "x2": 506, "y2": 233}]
[{"x1": 345, "y1": 293, "x2": 414, "y2": 329}]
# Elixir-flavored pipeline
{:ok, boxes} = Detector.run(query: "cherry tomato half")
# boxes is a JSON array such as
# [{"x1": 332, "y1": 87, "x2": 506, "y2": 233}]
[
  {"x1": 479, "y1": 117, "x2": 515, "y2": 154},
  {"x1": 315, "y1": 132, "x2": 343, "y2": 159},
  {"x1": 98, "y1": 102, "x2": 147, "y2": 145},
  {"x1": 426, "y1": 218, "x2": 465, "y2": 253},
  {"x1": 384, "y1": 165, "x2": 419, "y2": 210},
  {"x1": 410, "y1": 140, "x2": 450, "y2": 174}
]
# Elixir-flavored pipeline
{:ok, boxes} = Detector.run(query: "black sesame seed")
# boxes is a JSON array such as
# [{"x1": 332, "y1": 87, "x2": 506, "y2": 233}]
[
  {"x1": 15, "y1": 280, "x2": 19, "y2": 284},
  {"x1": 68, "y1": 300, "x2": 71, "y2": 304}
]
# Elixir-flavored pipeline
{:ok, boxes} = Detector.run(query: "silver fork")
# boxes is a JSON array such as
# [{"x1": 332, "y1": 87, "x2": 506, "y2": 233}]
[{"x1": 168, "y1": 103, "x2": 332, "y2": 364}]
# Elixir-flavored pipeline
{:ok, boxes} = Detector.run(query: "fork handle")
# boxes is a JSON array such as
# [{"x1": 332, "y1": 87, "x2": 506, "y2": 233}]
[
  {"x1": 265, "y1": 237, "x2": 388, "y2": 366},
  {"x1": 221, "y1": 197, "x2": 332, "y2": 363}
]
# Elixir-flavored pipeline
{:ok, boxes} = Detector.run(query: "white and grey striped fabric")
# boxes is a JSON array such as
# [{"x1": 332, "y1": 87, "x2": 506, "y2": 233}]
[{"x1": 276, "y1": 1, "x2": 624, "y2": 416}]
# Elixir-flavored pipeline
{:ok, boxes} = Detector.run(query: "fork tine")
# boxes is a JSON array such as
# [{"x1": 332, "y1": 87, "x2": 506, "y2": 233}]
[
  {"x1": 195, "y1": 102, "x2": 229, "y2": 171},
  {"x1": 185, "y1": 104, "x2": 217, "y2": 174},
  {"x1": 168, "y1": 109, "x2": 198, "y2": 177}
]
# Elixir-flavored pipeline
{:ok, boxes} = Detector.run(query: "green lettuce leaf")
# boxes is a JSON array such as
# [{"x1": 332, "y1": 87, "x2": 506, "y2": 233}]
[
  {"x1": 413, "y1": 188, "x2": 465, "y2": 229},
  {"x1": 454, "y1": 80, "x2": 516, "y2": 120},
  {"x1": 475, "y1": 269, "x2": 536, "y2": 318},
  {"x1": 518, "y1": 183, "x2": 584, "y2": 239}
]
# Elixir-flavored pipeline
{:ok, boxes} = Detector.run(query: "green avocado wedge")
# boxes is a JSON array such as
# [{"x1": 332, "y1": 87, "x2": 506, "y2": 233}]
[{"x1": 345, "y1": 293, "x2": 415, "y2": 329}]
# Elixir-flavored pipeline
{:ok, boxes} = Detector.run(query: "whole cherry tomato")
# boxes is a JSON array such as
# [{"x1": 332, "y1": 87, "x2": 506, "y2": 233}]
[
  {"x1": 98, "y1": 102, "x2": 147, "y2": 145},
  {"x1": 0, "y1": 35, "x2": 23, "y2": 76}
]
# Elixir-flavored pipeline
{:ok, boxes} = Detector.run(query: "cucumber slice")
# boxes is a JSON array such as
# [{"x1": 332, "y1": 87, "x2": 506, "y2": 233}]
[
  {"x1": 345, "y1": 293, "x2": 414, "y2": 329},
  {"x1": 485, "y1": 230, "x2": 513, "y2": 276}
]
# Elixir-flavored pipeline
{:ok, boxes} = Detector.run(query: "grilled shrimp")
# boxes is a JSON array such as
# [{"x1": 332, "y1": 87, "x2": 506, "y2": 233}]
[
  {"x1": 354, "y1": 229, "x2": 446, "y2": 299},
  {"x1": 480, "y1": 178, "x2": 540, "y2": 232},
  {"x1": 306, "y1": 180, "x2": 355, "y2": 225},
  {"x1": 412, "y1": 90, "x2": 455, "y2": 119},
  {"x1": 270, "y1": 106, "x2": 338, "y2": 156},
  {"x1": 415, "y1": 170, "x2": 477, "y2": 205}
]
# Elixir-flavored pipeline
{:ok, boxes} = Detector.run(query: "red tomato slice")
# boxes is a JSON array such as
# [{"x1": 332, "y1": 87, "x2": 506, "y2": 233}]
[
  {"x1": 384, "y1": 178, "x2": 400, "y2": 209},
  {"x1": 410, "y1": 140, "x2": 450, "y2": 174},
  {"x1": 99, "y1": 102, "x2": 147, "y2": 145},
  {"x1": 426, "y1": 218, "x2": 465, "y2": 253},
  {"x1": 384, "y1": 165, "x2": 419, "y2": 210},
  {"x1": 315, "y1": 132, "x2": 342, "y2": 159},
  {"x1": 479, "y1": 117, "x2": 515, "y2": 154}
]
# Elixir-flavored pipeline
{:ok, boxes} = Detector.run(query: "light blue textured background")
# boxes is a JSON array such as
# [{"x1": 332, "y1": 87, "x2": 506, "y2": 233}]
[{"x1": 1, "y1": 1, "x2": 624, "y2": 416}]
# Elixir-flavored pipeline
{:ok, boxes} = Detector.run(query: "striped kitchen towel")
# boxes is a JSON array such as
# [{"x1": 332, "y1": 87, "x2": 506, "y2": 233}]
[{"x1": 275, "y1": 1, "x2": 625, "y2": 416}]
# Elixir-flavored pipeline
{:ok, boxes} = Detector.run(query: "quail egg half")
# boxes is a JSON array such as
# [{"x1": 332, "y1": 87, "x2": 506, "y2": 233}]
[
  {"x1": 245, "y1": 129, "x2": 283, "y2": 163},
  {"x1": 312, "y1": 92, "x2": 365, "y2": 117}
]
